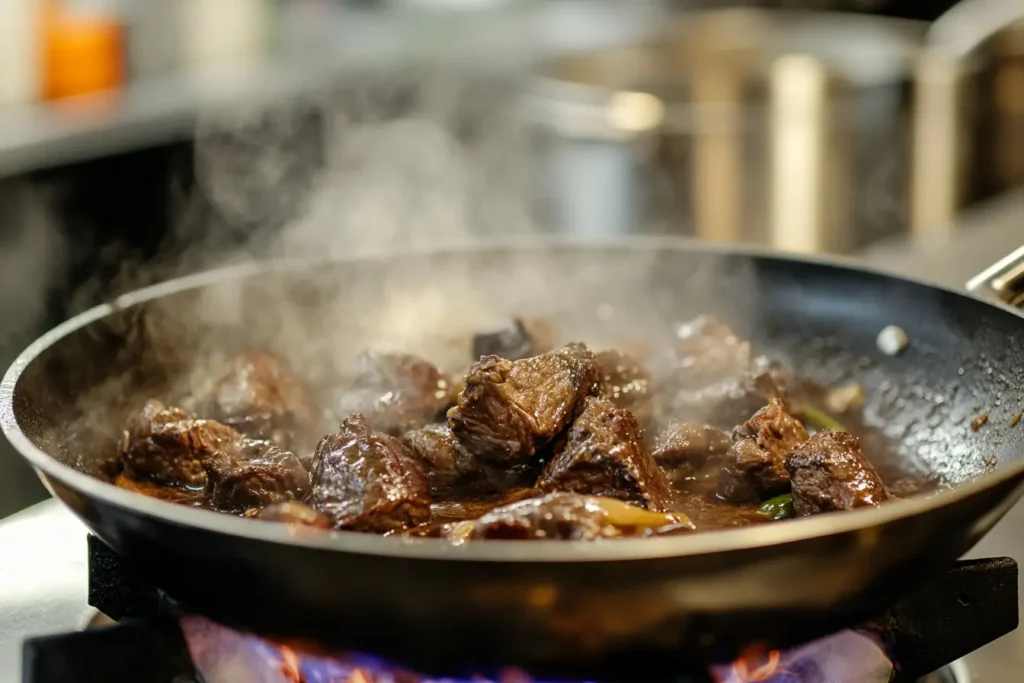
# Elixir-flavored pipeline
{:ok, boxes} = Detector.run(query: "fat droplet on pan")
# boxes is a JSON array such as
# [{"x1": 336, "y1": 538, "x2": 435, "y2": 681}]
[{"x1": 877, "y1": 325, "x2": 909, "y2": 356}]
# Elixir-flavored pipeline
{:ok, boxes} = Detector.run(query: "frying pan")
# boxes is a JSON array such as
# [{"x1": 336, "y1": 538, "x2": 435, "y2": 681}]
[{"x1": 4, "y1": 237, "x2": 1024, "y2": 678}]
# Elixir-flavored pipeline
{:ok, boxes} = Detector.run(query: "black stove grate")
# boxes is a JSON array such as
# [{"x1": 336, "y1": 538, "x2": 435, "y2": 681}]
[
  {"x1": 19, "y1": 535, "x2": 1021, "y2": 683},
  {"x1": 22, "y1": 616, "x2": 199, "y2": 683}
]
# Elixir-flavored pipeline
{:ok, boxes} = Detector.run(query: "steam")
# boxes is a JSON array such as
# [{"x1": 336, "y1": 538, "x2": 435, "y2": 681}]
[
  {"x1": 0, "y1": 180, "x2": 65, "y2": 353},
  {"x1": 18, "y1": 64, "x2": 770, "y2": 476}
]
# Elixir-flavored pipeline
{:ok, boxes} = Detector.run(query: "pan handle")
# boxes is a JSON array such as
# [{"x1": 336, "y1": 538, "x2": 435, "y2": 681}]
[{"x1": 966, "y1": 244, "x2": 1024, "y2": 307}]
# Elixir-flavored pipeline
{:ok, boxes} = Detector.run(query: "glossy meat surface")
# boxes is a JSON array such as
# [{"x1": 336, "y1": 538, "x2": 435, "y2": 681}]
[
  {"x1": 208, "y1": 442, "x2": 310, "y2": 514},
  {"x1": 332, "y1": 352, "x2": 454, "y2": 435},
  {"x1": 719, "y1": 398, "x2": 809, "y2": 502},
  {"x1": 786, "y1": 431, "x2": 890, "y2": 516},
  {"x1": 447, "y1": 343, "x2": 600, "y2": 465},
  {"x1": 539, "y1": 396, "x2": 673, "y2": 511},
  {"x1": 655, "y1": 316, "x2": 785, "y2": 429},
  {"x1": 311, "y1": 413, "x2": 430, "y2": 532},
  {"x1": 450, "y1": 492, "x2": 692, "y2": 541},
  {"x1": 652, "y1": 421, "x2": 732, "y2": 488},
  {"x1": 112, "y1": 310, "x2": 910, "y2": 541},
  {"x1": 121, "y1": 400, "x2": 241, "y2": 488},
  {"x1": 203, "y1": 351, "x2": 313, "y2": 451},
  {"x1": 402, "y1": 422, "x2": 478, "y2": 495},
  {"x1": 595, "y1": 349, "x2": 654, "y2": 427}
]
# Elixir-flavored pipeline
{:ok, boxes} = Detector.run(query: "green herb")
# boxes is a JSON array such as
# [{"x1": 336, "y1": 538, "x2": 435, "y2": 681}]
[
  {"x1": 758, "y1": 493, "x2": 795, "y2": 521},
  {"x1": 799, "y1": 403, "x2": 847, "y2": 432}
]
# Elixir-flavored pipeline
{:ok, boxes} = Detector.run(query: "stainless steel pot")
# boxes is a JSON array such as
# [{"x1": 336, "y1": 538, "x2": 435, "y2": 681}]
[{"x1": 524, "y1": 7, "x2": 1024, "y2": 252}]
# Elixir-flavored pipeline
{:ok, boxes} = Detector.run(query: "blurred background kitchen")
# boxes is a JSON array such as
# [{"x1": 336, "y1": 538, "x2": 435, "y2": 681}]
[{"x1": 0, "y1": 0, "x2": 1022, "y2": 517}]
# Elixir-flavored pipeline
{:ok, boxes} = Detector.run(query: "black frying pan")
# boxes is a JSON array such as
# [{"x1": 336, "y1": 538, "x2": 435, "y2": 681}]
[{"x1": 4, "y1": 237, "x2": 1024, "y2": 678}]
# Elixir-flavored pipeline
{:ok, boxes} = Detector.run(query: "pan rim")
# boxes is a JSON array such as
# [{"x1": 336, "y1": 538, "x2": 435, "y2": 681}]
[{"x1": 4, "y1": 234, "x2": 1024, "y2": 563}]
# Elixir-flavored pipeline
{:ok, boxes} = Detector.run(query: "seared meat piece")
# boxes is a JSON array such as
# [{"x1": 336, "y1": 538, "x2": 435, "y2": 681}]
[
  {"x1": 449, "y1": 492, "x2": 692, "y2": 542},
  {"x1": 403, "y1": 423, "x2": 537, "y2": 495},
  {"x1": 333, "y1": 352, "x2": 454, "y2": 435},
  {"x1": 652, "y1": 421, "x2": 732, "y2": 488},
  {"x1": 472, "y1": 317, "x2": 556, "y2": 361},
  {"x1": 785, "y1": 431, "x2": 889, "y2": 516},
  {"x1": 311, "y1": 413, "x2": 430, "y2": 532},
  {"x1": 121, "y1": 400, "x2": 240, "y2": 488},
  {"x1": 208, "y1": 442, "x2": 310, "y2": 513},
  {"x1": 203, "y1": 351, "x2": 313, "y2": 451},
  {"x1": 403, "y1": 423, "x2": 476, "y2": 495},
  {"x1": 718, "y1": 398, "x2": 809, "y2": 502},
  {"x1": 595, "y1": 349, "x2": 654, "y2": 427},
  {"x1": 538, "y1": 396, "x2": 673, "y2": 511},
  {"x1": 260, "y1": 501, "x2": 332, "y2": 528},
  {"x1": 654, "y1": 316, "x2": 784, "y2": 428},
  {"x1": 448, "y1": 342, "x2": 600, "y2": 466}
]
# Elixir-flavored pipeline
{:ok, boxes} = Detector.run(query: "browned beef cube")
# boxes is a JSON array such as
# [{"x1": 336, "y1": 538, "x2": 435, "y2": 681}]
[
  {"x1": 471, "y1": 317, "x2": 553, "y2": 362},
  {"x1": 452, "y1": 492, "x2": 691, "y2": 542},
  {"x1": 121, "y1": 400, "x2": 240, "y2": 488},
  {"x1": 311, "y1": 414, "x2": 430, "y2": 532},
  {"x1": 785, "y1": 431, "x2": 889, "y2": 516},
  {"x1": 717, "y1": 398, "x2": 808, "y2": 502},
  {"x1": 653, "y1": 316, "x2": 784, "y2": 428},
  {"x1": 448, "y1": 343, "x2": 600, "y2": 465},
  {"x1": 333, "y1": 352, "x2": 454, "y2": 435},
  {"x1": 538, "y1": 396, "x2": 674, "y2": 511},
  {"x1": 652, "y1": 421, "x2": 732, "y2": 488},
  {"x1": 595, "y1": 349, "x2": 654, "y2": 427},
  {"x1": 260, "y1": 501, "x2": 332, "y2": 528},
  {"x1": 207, "y1": 442, "x2": 310, "y2": 514},
  {"x1": 203, "y1": 351, "x2": 313, "y2": 451},
  {"x1": 402, "y1": 423, "x2": 477, "y2": 495}
]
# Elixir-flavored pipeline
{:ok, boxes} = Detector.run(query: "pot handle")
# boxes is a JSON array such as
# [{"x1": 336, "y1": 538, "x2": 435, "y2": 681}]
[{"x1": 966, "y1": 244, "x2": 1024, "y2": 306}]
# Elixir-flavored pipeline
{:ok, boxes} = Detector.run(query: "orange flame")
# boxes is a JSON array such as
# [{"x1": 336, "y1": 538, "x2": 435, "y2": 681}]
[
  {"x1": 278, "y1": 645, "x2": 303, "y2": 683},
  {"x1": 731, "y1": 643, "x2": 782, "y2": 682}
]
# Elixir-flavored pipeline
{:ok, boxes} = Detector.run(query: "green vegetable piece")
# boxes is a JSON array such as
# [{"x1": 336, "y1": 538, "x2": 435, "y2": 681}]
[
  {"x1": 758, "y1": 493, "x2": 794, "y2": 520},
  {"x1": 799, "y1": 404, "x2": 847, "y2": 432}
]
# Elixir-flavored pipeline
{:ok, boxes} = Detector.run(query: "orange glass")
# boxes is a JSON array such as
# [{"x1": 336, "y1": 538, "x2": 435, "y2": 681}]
[{"x1": 42, "y1": 0, "x2": 125, "y2": 100}]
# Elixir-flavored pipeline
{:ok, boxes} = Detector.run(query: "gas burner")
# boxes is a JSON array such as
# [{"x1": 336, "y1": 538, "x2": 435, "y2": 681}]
[{"x1": 19, "y1": 536, "x2": 1020, "y2": 683}]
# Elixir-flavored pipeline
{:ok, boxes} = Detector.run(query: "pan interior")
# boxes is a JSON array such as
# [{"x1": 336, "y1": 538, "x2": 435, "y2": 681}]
[{"x1": 10, "y1": 242, "x2": 1024, "y2": 503}]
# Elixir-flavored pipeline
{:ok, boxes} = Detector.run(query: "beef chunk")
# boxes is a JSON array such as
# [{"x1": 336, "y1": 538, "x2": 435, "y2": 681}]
[
  {"x1": 332, "y1": 352, "x2": 454, "y2": 435},
  {"x1": 448, "y1": 343, "x2": 600, "y2": 465},
  {"x1": 785, "y1": 431, "x2": 889, "y2": 516},
  {"x1": 652, "y1": 421, "x2": 732, "y2": 488},
  {"x1": 207, "y1": 442, "x2": 310, "y2": 513},
  {"x1": 538, "y1": 396, "x2": 673, "y2": 511},
  {"x1": 595, "y1": 349, "x2": 654, "y2": 427},
  {"x1": 203, "y1": 351, "x2": 313, "y2": 451},
  {"x1": 121, "y1": 400, "x2": 240, "y2": 488},
  {"x1": 472, "y1": 317, "x2": 556, "y2": 361},
  {"x1": 403, "y1": 423, "x2": 476, "y2": 495},
  {"x1": 654, "y1": 316, "x2": 784, "y2": 428},
  {"x1": 403, "y1": 423, "x2": 536, "y2": 495},
  {"x1": 311, "y1": 413, "x2": 430, "y2": 532},
  {"x1": 450, "y1": 492, "x2": 692, "y2": 542},
  {"x1": 260, "y1": 501, "x2": 332, "y2": 528},
  {"x1": 718, "y1": 398, "x2": 809, "y2": 502}
]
